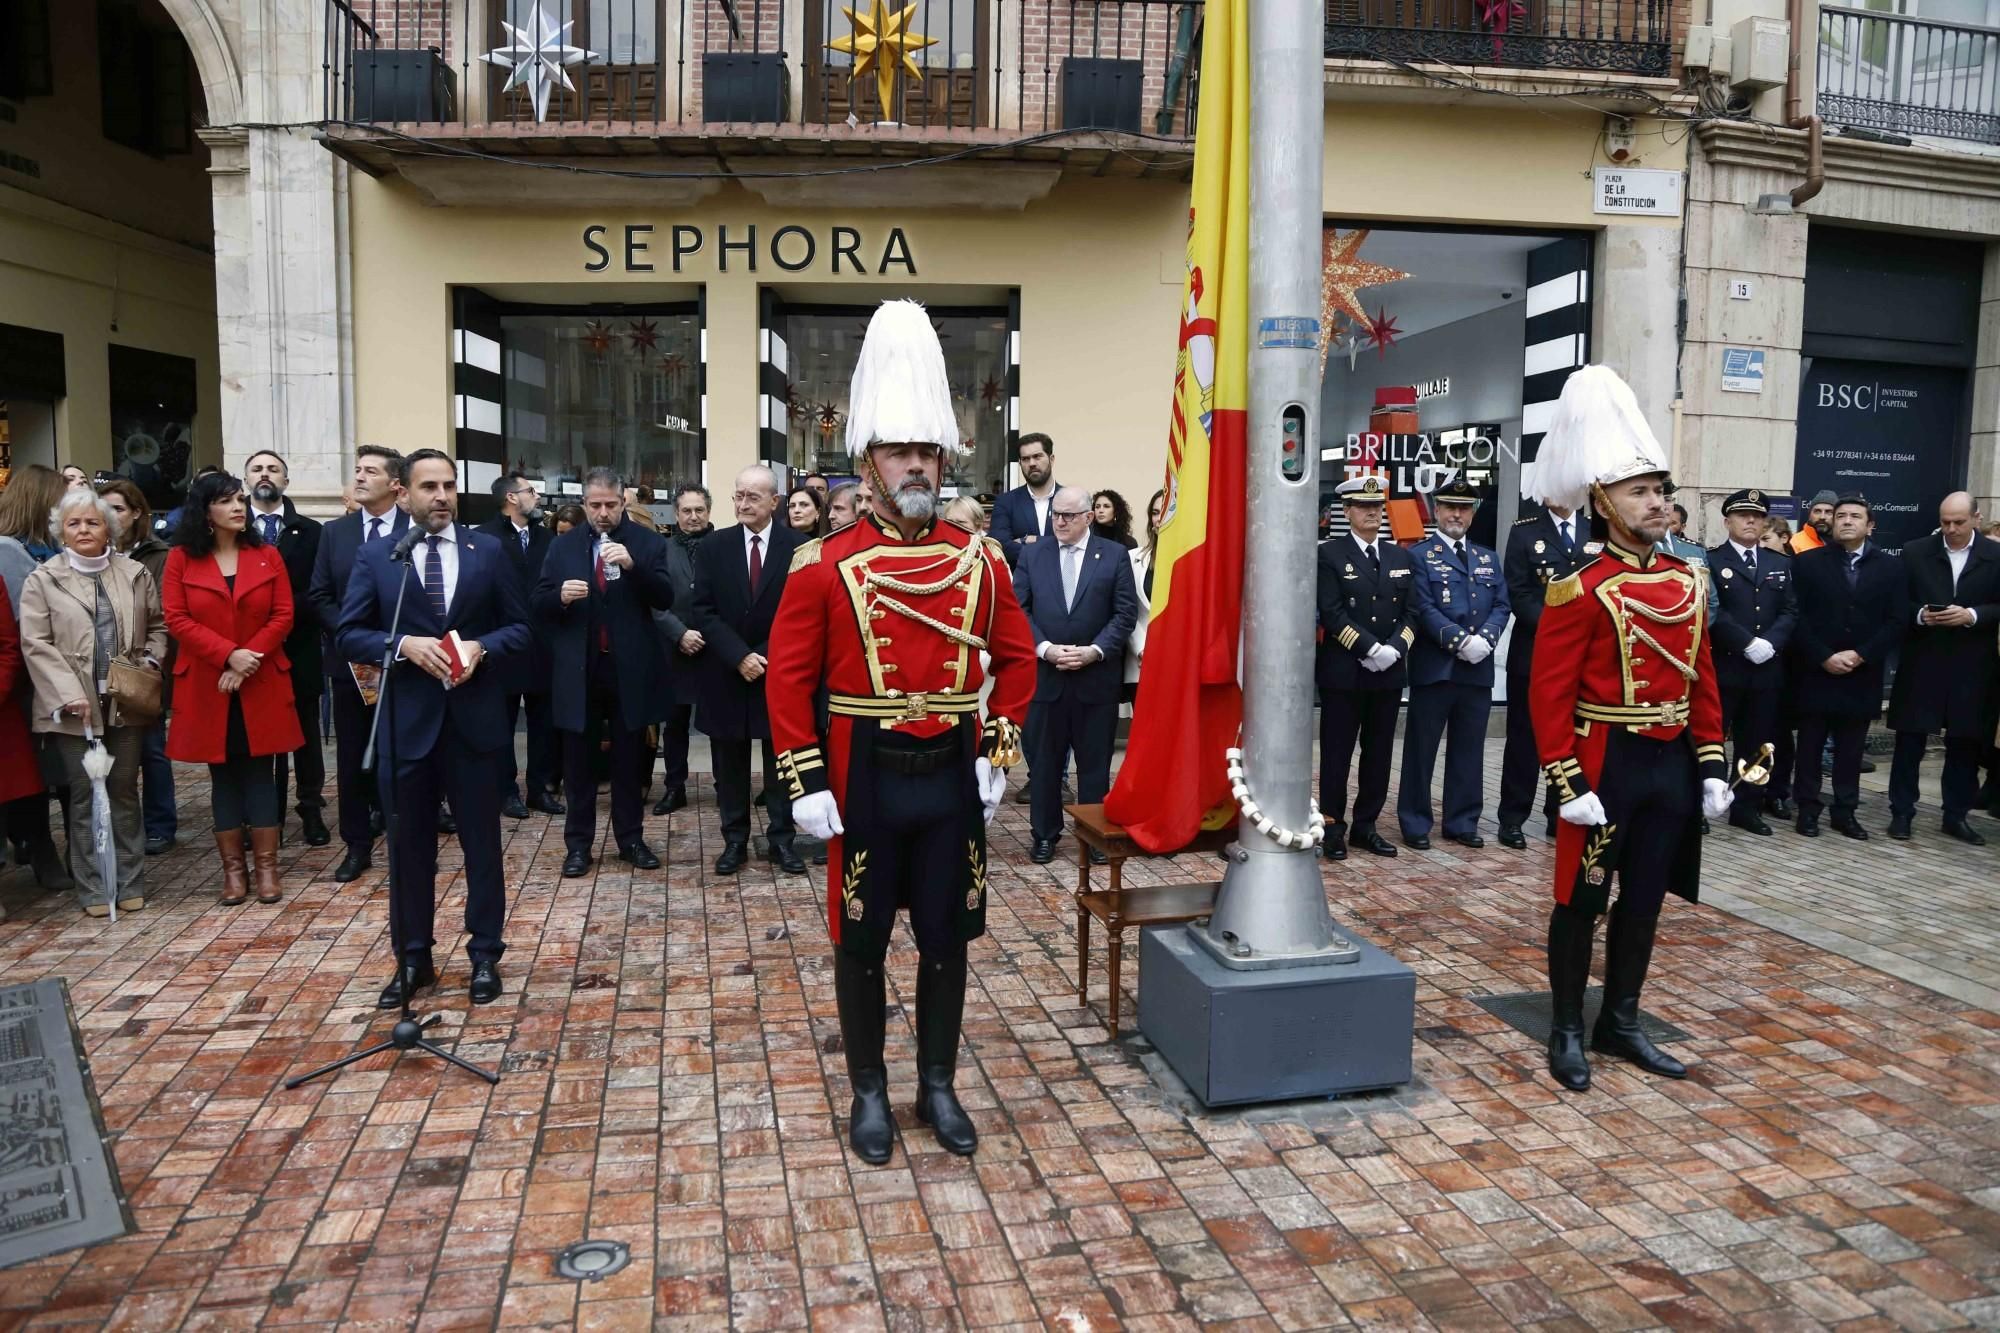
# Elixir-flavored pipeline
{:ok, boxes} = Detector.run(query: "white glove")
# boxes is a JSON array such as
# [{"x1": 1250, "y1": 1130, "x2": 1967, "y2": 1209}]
[
  {"x1": 794, "y1": 790, "x2": 844, "y2": 841},
  {"x1": 1702, "y1": 778, "x2": 1734, "y2": 819},
  {"x1": 1559, "y1": 792, "x2": 1608, "y2": 826},
  {"x1": 1744, "y1": 637, "x2": 1775, "y2": 665},
  {"x1": 975, "y1": 758, "x2": 1006, "y2": 825},
  {"x1": 1457, "y1": 635, "x2": 1492, "y2": 665},
  {"x1": 1359, "y1": 652, "x2": 1387, "y2": 673},
  {"x1": 1367, "y1": 642, "x2": 1400, "y2": 670}
]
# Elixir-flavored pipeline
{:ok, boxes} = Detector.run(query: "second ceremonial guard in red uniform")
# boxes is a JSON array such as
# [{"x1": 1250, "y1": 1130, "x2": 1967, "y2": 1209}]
[
  {"x1": 1525, "y1": 366, "x2": 1735, "y2": 1093},
  {"x1": 767, "y1": 301, "x2": 1036, "y2": 1166}
]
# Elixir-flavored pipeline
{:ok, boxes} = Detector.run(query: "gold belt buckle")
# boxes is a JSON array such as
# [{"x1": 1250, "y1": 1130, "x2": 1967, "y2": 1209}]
[{"x1": 903, "y1": 692, "x2": 930, "y2": 721}]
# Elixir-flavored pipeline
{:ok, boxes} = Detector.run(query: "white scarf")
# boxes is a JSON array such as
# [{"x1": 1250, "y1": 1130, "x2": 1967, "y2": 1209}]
[{"x1": 64, "y1": 549, "x2": 111, "y2": 575}]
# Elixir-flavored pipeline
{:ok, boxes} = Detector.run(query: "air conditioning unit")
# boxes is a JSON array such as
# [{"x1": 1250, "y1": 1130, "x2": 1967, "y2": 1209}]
[
  {"x1": 1683, "y1": 25, "x2": 1719, "y2": 70},
  {"x1": 1728, "y1": 16, "x2": 1789, "y2": 92}
]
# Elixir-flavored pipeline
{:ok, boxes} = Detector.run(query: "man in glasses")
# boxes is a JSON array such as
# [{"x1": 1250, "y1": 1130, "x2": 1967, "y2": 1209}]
[
  {"x1": 479, "y1": 473, "x2": 561, "y2": 817},
  {"x1": 1014, "y1": 485, "x2": 1139, "y2": 864}
]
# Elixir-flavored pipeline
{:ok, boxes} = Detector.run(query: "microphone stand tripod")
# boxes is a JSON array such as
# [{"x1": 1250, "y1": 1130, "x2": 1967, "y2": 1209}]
[{"x1": 287, "y1": 534, "x2": 498, "y2": 1089}]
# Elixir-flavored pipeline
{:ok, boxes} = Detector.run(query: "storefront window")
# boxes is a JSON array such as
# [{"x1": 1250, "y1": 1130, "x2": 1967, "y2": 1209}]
[
  {"x1": 498, "y1": 309, "x2": 702, "y2": 499},
  {"x1": 781, "y1": 305, "x2": 1010, "y2": 499},
  {"x1": 107, "y1": 344, "x2": 197, "y2": 513}
]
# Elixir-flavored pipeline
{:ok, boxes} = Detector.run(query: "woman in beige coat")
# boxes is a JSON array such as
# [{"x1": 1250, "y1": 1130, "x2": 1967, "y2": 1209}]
[{"x1": 19, "y1": 489, "x2": 167, "y2": 916}]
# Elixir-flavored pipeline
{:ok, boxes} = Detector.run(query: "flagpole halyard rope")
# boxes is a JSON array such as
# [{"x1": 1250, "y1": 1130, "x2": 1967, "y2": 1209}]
[{"x1": 1225, "y1": 746, "x2": 1325, "y2": 850}]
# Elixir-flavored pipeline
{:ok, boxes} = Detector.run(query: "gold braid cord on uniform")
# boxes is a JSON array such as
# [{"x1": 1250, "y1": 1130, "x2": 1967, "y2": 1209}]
[
  {"x1": 776, "y1": 744, "x2": 828, "y2": 798},
  {"x1": 1543, "y1": 756, "x2": 1589, "y2": 804},
  {"x1": 981, "y1": 716, "x2": 1024, "y2": 769},
  {"x1": 862, "y1": 536, "x2": 990, "y2": 651}
]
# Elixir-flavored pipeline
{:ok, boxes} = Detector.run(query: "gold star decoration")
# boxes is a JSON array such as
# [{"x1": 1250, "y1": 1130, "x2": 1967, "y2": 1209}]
[
  {"x1": 1320, "y1": 229, "x2": 1410, "y2": 370},
  {"x1": 828, "y1": 0, "x2": 937, "y2": 121}
]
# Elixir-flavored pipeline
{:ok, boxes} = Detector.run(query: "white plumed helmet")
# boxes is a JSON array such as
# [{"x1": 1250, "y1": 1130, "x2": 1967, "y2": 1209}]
[
  {"x1": 1527, "y1": 365, "x2": 1668, "y2": 511},
  {"x1": 844, "y1": 300, "x2": 966, "y2": 459}
]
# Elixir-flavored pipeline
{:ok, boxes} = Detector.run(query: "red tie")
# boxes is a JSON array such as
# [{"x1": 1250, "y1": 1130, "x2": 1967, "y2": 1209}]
[
  {"x1": 593, "y1": 550, "x2": 609, "y2": 652},
  {"x1": 749, "y1": 534, "x2": 763, "y2": 593}
]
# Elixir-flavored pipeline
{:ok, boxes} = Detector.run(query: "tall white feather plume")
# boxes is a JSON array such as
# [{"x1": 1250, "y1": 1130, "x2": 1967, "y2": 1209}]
[
  {"x1": 1527, "y1": 365, "x2": 1667, "y2": 510},
  {"x1": 844, "y1": 300, "x2": 966, "y2": 458}
]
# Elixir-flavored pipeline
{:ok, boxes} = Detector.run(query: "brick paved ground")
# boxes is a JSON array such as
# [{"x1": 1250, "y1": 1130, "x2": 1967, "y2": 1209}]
[{"x1": 3, "y1": 739, "x2": 2000, "y2": 1331}]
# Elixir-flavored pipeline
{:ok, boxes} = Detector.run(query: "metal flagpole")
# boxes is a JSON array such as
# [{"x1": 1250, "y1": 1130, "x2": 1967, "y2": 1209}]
[{"x1": 1191, "y1": 0, "x2": 1355, "y2": 969}]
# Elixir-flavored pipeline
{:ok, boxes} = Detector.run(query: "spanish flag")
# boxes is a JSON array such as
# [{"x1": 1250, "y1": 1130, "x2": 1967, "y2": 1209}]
[{"x1": 1103, "y1": 0, "x2": 1248, "y2": 853}]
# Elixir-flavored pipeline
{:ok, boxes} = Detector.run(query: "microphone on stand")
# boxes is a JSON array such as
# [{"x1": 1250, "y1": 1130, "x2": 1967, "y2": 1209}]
[{"x1": 388, "y1": 523, "x2": 428, "y2": 564}]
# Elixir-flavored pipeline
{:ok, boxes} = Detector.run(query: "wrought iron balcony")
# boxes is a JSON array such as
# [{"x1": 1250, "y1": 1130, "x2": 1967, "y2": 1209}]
[
  {"x1": 321, "y1": 0, "x2": 1201, "y2": 138},
  {"x1": 1819, "y1": 4, "x2": 2000, "y2": 145},
  {"x1": 1324, "y1": 0, "x2": 1673, "y2": 77}
]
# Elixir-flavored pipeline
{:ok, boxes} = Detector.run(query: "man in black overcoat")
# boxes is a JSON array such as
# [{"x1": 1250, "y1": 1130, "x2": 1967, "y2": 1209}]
[
  {"x1": 1706, "y1": 488, "x2": 1798, "y2": 836},
  {"x1": 1885, "y1": 491, "x2": 2000, "y2": 843},
  {"x1": 245, "y1": 450, "x2": 329, "y2": 846},
  {"x1": 533, "y1": 467, "x2": 676, "y2": 877},
  {"x1": 650, "y1": 483, "x2": 712, "y2": 816},
  {"x1": 477, "y1": 472, "x2": 561, "y2": 818},
  {"x1": 1789, "y1": 494, "x2": 1908, "y2": 839},
  {"x1": 692, "y1": 464, "x2": 806, "y2": 876}
]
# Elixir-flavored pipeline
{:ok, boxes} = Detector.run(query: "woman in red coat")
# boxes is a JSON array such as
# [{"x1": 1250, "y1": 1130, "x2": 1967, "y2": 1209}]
[
  {"x1": 163, "y1": 472, "x2": 304, "y2": 905},
  {"x1": 0, "y1": 578, "x2": 48, "y2": 923}
]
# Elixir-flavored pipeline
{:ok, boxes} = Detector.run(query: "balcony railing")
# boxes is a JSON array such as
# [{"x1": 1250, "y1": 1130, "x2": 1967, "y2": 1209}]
[
  {"x1": 1819, "y1": 4, "x2": 2000, "y2": 145},
  {"x1": 1325, "y1": 0, "x2": 1672, "y2": 77},
  {"x1": 321, "y1": 0, "x2": 1202, "y2": 138}
]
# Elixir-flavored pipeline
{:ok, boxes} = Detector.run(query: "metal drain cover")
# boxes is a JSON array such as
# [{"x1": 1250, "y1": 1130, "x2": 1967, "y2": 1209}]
[{"x1": 556, "y1": 1239, "x2": 632, "y2": 1281}]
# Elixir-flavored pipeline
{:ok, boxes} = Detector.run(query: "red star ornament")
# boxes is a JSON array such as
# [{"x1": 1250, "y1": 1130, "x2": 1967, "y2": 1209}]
[
  {"x1": 582, "y1": 320, "x2": 615, "y2": 356},
  {"x1": 626, "y1": 318, "x2": 661, "y2": 352},
  {"x1": 1364, "y1": 307, "x2": 1402, "y2": 358},
  {"x1": 1320, "y1": 229, "x2": 1411, "y2": 366}
]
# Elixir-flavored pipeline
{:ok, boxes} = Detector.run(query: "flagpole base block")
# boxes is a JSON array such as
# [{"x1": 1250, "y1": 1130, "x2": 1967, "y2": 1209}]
[
  {"x1": 1194, "y1": 842, "x2": 1360, "y2": 968},
  {"x1": 1139, "y1": 923, "x2": 1415, "y2": 1107}
]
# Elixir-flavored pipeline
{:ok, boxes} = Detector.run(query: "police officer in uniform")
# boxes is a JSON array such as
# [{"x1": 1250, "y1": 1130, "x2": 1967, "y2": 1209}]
[
  {"x1": 1706, "y1": 488, "x2": 1796, "y2": 836},
  {"x1": 1398, "y1": 471, "x2": 1511, "y2": 850},
  {"x1": 1527, "y1": 366, "x2": 1733, "y2": 1092},
  {"x1": 1316, "y1": 475, "x2": 1417, "y2": 860},
  {"x1": 769, "y1": 302, "x2": 1037, "y2": 1166},
  {"x1": 1498, "y1": 498, "x2": 1590, "y2": 848}
]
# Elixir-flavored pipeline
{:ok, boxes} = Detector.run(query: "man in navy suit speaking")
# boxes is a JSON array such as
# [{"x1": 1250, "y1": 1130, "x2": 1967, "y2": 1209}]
[
  {"x1": 1013, "y1": 484, "x2": 1138, "y2": 863},
  {"x1": 339, "y1": 448, "x2": 531, "y2": 1010}
]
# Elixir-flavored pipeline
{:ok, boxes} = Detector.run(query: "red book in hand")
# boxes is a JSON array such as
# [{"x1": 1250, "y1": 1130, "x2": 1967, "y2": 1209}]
[{"x1": 439, "y1": 631, "x2": 471, "y2": 685}]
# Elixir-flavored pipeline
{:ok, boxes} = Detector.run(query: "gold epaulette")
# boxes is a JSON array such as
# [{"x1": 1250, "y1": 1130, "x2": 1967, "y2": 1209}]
[
  {"x1": 789, "y1": 538, "x2": 823, "y2": 573},
  {"x1": 1545, "y1": 569, "x2": 1585, "y2": 608}
]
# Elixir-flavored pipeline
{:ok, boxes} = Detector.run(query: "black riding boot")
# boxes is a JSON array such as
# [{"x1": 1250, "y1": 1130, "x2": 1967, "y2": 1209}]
[
  {"x1": 913, "y1": 952, "x2": 977, "y2": 1155},
  {"x1": 1546, "y1": 905, "x2": 1595, "y2": 1092},
  {"x1": 1591, "y1": 904, "x2": 1686, "y2": 1079},
  {"x1": 834, "y1": 951, "x2": 896, "y2": 1164}
]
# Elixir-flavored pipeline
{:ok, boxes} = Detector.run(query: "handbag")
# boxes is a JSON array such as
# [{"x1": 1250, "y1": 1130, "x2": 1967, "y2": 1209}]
[{"x1": 105, "y1": 654, "x2": 162, "y2": 727}]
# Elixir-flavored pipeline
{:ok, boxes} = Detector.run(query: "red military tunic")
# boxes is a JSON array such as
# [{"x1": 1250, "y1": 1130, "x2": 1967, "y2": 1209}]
[
  {"x1": 766, "y1": 512, "x2": 1036, "y2": 946},
  {"x1": 1528, "y1": 541, "x2": 1728, "y2": 913}
]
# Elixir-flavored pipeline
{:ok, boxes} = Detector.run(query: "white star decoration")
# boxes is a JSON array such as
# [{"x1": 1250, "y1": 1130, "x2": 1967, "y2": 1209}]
[{"x1": 483, "y1": 5, "x2": 597, "y2": 124}]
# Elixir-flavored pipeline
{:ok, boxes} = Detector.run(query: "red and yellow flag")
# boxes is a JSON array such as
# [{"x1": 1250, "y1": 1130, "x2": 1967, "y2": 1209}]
[{"x1": 1103, "y1": 0, "x2": 1249, "y2": 853}]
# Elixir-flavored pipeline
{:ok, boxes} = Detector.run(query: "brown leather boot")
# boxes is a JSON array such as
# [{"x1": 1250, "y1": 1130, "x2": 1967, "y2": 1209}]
[
  {"x1": 250, "y1": 826, "x2": 282, "y2": 904},
  {"x1": 216, "y1": 828, "x2": 249, "y2": 906}
]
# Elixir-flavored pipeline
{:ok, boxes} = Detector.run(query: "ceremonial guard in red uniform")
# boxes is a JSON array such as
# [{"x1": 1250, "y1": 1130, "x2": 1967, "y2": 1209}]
[
  {"x1": 1526, "y1": 366, "x2": 1735, "y2": 1093},
  {"x1": 767, "y1": 301, "x2": 1037, "y2": 1165}
]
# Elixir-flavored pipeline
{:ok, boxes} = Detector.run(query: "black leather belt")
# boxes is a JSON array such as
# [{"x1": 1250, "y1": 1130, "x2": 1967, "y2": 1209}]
[{"x1": 873, "y1": 730, "x2": 960, "y2": 775}]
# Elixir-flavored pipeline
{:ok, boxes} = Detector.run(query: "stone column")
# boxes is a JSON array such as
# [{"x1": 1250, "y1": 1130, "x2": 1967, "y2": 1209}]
[
  {"x1": 1969, "y1": 242, "x2": 2000, "y2": 516},
  {"x1": 1595, "y1": 222, "x2": 1682, "y2": 523}
]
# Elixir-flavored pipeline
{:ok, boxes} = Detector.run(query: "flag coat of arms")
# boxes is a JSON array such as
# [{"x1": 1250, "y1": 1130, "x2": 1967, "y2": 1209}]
[{"x1": 1103, "y1": 0, "x2": 1249, "y2": 852}]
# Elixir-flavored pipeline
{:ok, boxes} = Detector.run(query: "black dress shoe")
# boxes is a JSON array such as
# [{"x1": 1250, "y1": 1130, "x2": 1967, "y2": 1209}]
[
  {"x1": 369, "y1": 809, "x2": 386, "y2": 838},
  {"x1": 334, "y1": 849, "x2": 371, "y2": 882},
  {"x1": 438, "y1": 805, "x2": 457, "y2": 836},
  {"x1": 619, "y1": 841, "x2": 662, "y2": 870},
  {"x1": 848, "y1": 1069, "x2": 896, "y2": 1165},
  {"x1": 1323, "y1": 837, "x2": 1347, "y2": 861},
  {"x1": 1860, "y1": 757, "x2": 1878, "y2": 774},
  {"x1": 502, "y1": 795, "x2": 529, "y2": 820},
  {"x1": 1403, "y1": 833, "x2": 1432, "y2": 851},
  {"x1": 652, "y1": 786, "x2": 687, "y2": 817},
  {"x1": 299, "y1": 808, "x2": 331, "y2": 847},
  {"x1": 1498, "y1": 824, "x2": 1527, "y2": 850},
  {"x1": 1945, "y1": 819, "x2": 1988, "y2": 846},
  {"x1": 377, "y1": 959, "x2": 438, "y2": 1009},
  {"x1": 1029, "y1": 838, "x2": 1057, "y2": 864},
  {"x1": 528, "y1": 793, "x2": 566, "y2": 816},
  {"x1": 469, "y1": 960, "x2": 503, "y2": 1005},
  {"x1": 1794, "y1": 814, "x2": 1820, "y2": 838},
  {"x1": 1768, "y1": 797, "x2": 1793, "y2": 818},
  {"x1": 1446, "y1": 832, "x2": 1485, "y2": 850},
  {"x1": 1351, "y1": 827, "x2": 1397, "y2": 857},
  {"x1": 715, "y1": 842, "x2": 749, "y2": 875},
  {"x1": 1087, "y1": 848, "x2": 1109, "y2": 866},
  {"x1": 145, "y1": 835, "x2": 175, "y2": 856},
  {"x1": 772, "y1": 842, "x2": 807, "y2": 874},
  {"x1": 561, "y1": 850, "x2": 591, "y2": 877},
  {"x1": 1888, "y1": 813, "x2": 1913, "y2": 841},
  {"x1": 1831, "y1": 815, "x2": 1869, "y2": 841},
  {"x1": 1729, "y1": 813, "x2": 1774, "y2": 836}
]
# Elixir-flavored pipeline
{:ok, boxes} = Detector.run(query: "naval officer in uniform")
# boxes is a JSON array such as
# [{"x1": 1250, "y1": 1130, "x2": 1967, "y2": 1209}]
[
  {"x1": 1315, "y1": 475, "x2": 1417, "y2": 860},
  {"x1": 1705, "y1": 488, "x2": 1797, "y2": 836},
  {"x1": 1398, "y1": 471, "x2": 1511, "y2": 850}
]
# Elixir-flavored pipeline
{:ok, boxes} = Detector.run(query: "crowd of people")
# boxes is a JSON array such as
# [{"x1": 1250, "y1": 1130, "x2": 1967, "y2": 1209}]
[{"x1": 1311, "y1": 475, "x2": 2000, "y2": 863}]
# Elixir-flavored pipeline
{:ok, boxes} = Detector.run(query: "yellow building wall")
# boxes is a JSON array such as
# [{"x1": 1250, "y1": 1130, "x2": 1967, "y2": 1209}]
[
  {"x1": 0, "y1": 188, "x2": 222, "y2": 475},
  {"x1": 348, "y1": 102, "x2": 1685, "y2": 509}
]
